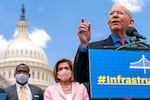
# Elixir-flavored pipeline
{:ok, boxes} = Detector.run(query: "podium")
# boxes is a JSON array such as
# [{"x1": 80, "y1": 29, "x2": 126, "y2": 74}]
[{"x1": 89, "y1": 47, "x2": 150, "y2": 99}]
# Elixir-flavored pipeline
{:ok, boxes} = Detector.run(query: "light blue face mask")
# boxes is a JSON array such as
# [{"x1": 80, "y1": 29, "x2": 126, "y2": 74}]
[{"x1": 16, "y1": 74, "x2": 29, "y2": 85}]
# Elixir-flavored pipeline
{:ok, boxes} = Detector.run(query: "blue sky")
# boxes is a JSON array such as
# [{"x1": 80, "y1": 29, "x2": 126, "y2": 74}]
[{"x1": 0, "y1": 0, "x2": 150, "y2": 69}]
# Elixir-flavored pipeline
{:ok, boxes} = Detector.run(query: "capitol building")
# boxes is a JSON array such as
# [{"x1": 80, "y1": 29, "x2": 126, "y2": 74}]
[{"x1": 0, "y1": 5, "x2": 53, "y2": 90}]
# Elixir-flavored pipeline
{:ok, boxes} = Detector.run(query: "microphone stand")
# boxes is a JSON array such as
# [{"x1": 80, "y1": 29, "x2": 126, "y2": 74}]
[
  {"x1": 134, "y1": 37, "x2": 150, "y2": 48},
  {"x1": 116, "y1": 37, "x2": 150, "y2": 50}
]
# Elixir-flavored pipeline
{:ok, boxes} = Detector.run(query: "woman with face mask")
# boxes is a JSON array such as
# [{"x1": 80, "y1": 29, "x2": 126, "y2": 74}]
[{"x1": 44, "y1": 58, "x2": 89, "y2": 100}]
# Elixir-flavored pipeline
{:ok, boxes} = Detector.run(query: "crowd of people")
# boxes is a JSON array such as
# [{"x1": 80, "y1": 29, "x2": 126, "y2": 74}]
[
  {"x1": 0, "y1": 4, "x2": 149, "y2": 100},
  {"x1": 2, "y1": 60, "x2": 89, "y2": 100}
]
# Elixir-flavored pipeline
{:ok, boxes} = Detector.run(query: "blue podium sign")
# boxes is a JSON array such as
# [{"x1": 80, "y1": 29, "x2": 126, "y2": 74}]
[{"x1": 89, "y1": 49, "x2": 150, "y2": 98}]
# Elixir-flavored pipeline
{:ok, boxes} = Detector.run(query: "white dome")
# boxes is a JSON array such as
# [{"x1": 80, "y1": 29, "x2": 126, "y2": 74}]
[
  {"x1": 0, "y1": 36, "x2": 48, "y2": 65},
  {"x1": 0, "y1": 5, "x2": 53, "y2": 90}
]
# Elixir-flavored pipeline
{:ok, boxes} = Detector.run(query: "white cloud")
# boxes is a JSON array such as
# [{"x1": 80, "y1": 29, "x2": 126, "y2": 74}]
[
  {"x1": 11, "y1": 28, "x2": 51, "y2": 48},
  {"x1": 0, "y1": 35, "x2": 8, "y2": 48},
  {"x1": 13, "y1": 30, "x2": 17, "y2": 37},
  {"x1": 112, "y1": 0, "x2": 145, "y2": 12},
  {"x1": 29, "y1": 28, "x2": 51, "y2": 48}
]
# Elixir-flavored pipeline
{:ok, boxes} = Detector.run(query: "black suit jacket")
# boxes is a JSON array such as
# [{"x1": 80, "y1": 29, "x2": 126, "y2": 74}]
[
  {"x1": 74, "y1": 35, "x2": 149, "y2": 100},
  {"x1": 5, "y1": 84, "x2": 43, "y2": 100}
]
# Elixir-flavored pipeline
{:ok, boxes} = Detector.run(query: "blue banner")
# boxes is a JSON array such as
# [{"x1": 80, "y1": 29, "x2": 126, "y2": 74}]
[{"x1": 89, "y1": 49, "x2": 150, "y2": 98}]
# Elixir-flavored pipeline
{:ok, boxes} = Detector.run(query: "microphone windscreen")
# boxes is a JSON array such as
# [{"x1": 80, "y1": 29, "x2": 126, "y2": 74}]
[{"x1": 126, "y1": 27, "x2": 137, "y2": 36}]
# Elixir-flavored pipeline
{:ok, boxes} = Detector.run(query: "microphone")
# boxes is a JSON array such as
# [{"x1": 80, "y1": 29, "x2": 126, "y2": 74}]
[{"x1": 126, "y1": 26, "x2": 146, "y2": 40}]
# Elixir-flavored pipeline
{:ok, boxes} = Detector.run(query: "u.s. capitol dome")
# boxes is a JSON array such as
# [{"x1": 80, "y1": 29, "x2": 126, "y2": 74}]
[{"x1": 0, "y1": 5, "x2": 53, "y2": 90}]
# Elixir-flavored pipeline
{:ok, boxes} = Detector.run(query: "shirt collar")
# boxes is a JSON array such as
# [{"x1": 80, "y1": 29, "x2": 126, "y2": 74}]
[
  {"x1": 110, "y1": 34, "x2": 130, "y2": 44},
  {"x1": 16, "y1": 83, "x2": 29, "y2": 88}
]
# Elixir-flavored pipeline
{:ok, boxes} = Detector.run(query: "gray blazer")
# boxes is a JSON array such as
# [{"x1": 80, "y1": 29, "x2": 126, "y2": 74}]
[{"x1": 5, "y1": 84, "x2": 43, "y2": 100}]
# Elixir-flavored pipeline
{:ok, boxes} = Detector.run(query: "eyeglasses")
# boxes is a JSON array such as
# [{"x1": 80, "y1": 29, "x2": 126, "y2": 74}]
[{"x1": 108, "y1": 11, "x2": 124, "y2": 17}]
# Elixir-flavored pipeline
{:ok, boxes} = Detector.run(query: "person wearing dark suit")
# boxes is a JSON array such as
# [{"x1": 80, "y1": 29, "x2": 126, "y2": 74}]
[
  {"x1": 5, "y1": 63, "x2": 43, "y2": 100},
  {"x1": 74, "y1": 4, "x2": 149, "y2": 100}
]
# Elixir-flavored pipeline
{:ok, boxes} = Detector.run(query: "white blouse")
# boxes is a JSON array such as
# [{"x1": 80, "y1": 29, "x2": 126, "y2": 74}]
[{"x1": 64, "y1": 93, "x2": 72, "y2": 100}]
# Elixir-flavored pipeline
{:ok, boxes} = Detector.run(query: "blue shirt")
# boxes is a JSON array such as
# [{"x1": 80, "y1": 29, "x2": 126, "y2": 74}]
[{"x1": 110, "y1": 34, "x2": 130, "y2": 47}]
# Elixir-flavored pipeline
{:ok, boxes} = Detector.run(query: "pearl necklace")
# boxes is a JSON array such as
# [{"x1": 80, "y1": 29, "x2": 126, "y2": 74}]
[{"x1": 62, "y1": 85, "x2": 72, "y2": 91}]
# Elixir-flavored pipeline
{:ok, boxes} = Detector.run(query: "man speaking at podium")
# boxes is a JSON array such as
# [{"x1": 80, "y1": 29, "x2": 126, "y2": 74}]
[{"x1": 74, "y1": 4, "x2": 149, "y2": 100}]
